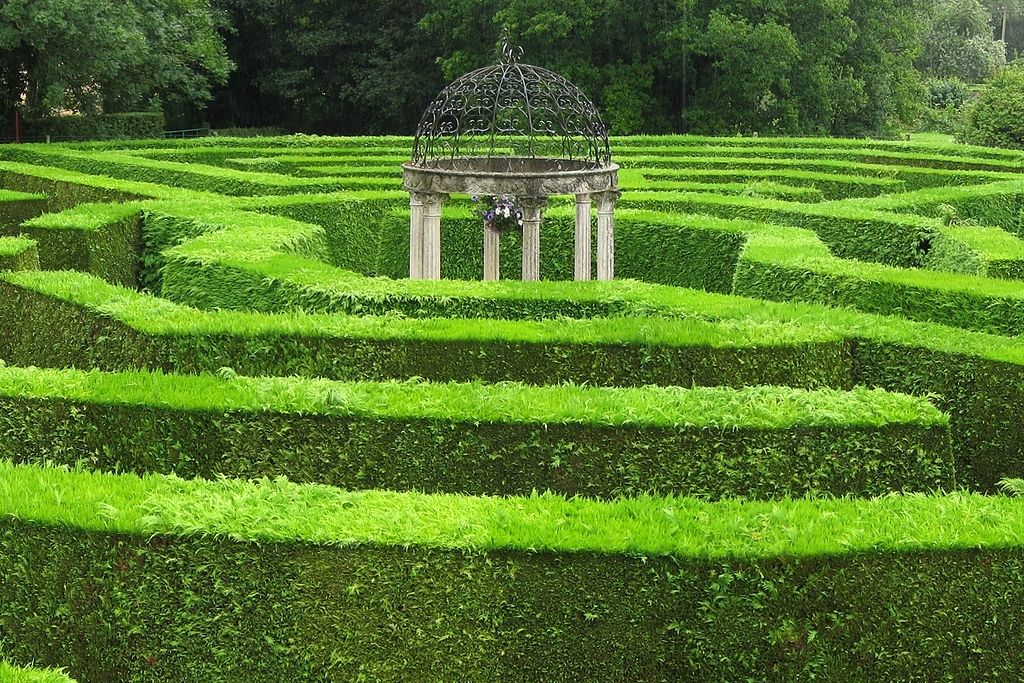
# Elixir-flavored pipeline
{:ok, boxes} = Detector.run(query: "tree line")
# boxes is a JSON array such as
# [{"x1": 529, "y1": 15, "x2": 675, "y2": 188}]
[{"x1": 0, "y1": 0, "x2": 1019, "y2": 138}]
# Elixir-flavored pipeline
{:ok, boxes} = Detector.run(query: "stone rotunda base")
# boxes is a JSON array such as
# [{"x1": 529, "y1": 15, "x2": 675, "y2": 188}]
[{"x1": 402, "y1": 157, "x2": 620, "y2": 281}]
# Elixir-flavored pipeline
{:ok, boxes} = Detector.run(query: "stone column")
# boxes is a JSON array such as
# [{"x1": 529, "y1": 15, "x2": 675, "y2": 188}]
[
  {"x1": 408, "y1": 192, "x2": 427, "y2": 279},
  {"x1": 596, "y1": 190, "x2": 620, "y2": 281},
  {"x1": 483, "y1": 222, "x2": 501, "y2": 281},
  {"x1": 520, "y1": 197, "x2": 547, "y2": 281},
  {"x1": 574, "y1": 193, "x2": 592, "y2": 281},
  {"x1": 421, "y1": 193, "x2": 447, "y2": 280}
]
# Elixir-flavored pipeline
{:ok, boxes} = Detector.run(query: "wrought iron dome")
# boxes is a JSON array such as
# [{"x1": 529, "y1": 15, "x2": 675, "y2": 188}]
[{"x1": 411, "y1": 32, "x2": 612, "y2": 170}]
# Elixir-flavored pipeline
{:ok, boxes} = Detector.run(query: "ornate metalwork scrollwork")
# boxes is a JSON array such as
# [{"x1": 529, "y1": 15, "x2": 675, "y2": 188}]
[{"x1": 411, "y1": 32, "x2": 612, "y2": 170}]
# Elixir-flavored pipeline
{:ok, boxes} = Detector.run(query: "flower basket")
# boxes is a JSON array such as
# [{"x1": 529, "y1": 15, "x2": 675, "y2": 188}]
[{"x1": 474, "y1": 194, "x2": 523, "y2": 232}]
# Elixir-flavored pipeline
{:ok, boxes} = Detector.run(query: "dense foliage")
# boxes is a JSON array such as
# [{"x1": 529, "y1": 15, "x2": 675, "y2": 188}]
[
  {"x1": 208, "y1": 0, "x2": 934, "y2": 137},
  {"x1": 2, "y1": 0, "x2": 1023, "y2": 138},
  {"x1": 0, "y1": 0, "x2": 231, "y2": 130},
  {"x1": 959, "y1": 63, "x2": 1024, "y2": 147},
  {"x1": 919, "y1": 0, "x2": 1006, "y2": 83},
  {"x1": 4, "y1": 130, "x2": 1024, "y2": 677}
]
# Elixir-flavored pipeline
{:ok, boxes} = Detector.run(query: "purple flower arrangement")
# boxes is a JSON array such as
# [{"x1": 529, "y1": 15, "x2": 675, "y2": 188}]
[{"x1": 473, "y1": 194, "x2": 523, "y2": 232}]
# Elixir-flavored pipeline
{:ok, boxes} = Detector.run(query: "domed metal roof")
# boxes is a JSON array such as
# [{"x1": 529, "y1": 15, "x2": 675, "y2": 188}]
[{"x1": 411, "y1": 32, "x2": 612, "y2": 169}]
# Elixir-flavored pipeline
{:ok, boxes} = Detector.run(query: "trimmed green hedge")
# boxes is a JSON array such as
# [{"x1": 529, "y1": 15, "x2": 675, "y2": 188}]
[
  {"x1": 0, "y1": 147, "x2": 358, "y2": 197},
  {"x1": 157, "y1": 200, "x2": 1024, "y2": 337},
  {"x1": 11, "y1": 268, "x2": 1024, "y2": 489},
  {"x1": 0, "y1": 662, "x2": 76, "y2": 683},
  {"x1": 0, "y1": 272, "x2": 853, "y2": 390},
  {"x1": 25, "y1": 112, "x2": 165, "y2": 141},
  {"x1": 613, "y1": 143, "x2": 1024, "y2": 172},
  {"x1": 0, "y1": 190, "x2": 47, "y2": 228},
  {"x1": 1, "y1": 463, "x2": 1023, "y2": 681},
  {"x1": 619, "y1": 190, "x2": 956, "y2": 270},
  {"x1": 19, "y1": 204, "x2": 143, "y2": 286},
  {"x1": 0, "y1": 367, "x2": 949, "y2": 499},
  {"x1": 838, "y1": 179, "x2": 1024, "y2": 241},
  {"x1": 617, "y1": 154, "x2": 1019, "y2": 190},
  {"x1": 733, "y1": 224, "x2": 1024, "y2": 336},
  {"x1": 635, "y1": 167, "x2": 906, "y2": 199},
  {"x1": 0, "y1": 237, "x2": 39, "y2": 271}
]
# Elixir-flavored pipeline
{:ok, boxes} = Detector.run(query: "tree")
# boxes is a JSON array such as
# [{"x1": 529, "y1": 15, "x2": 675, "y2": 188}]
[
  {"x1": 959, "y1": 62, "x2": 1024, "y2": 146},
  {"x1": 685, "y1": 11, "x2": 801, "y2": 134},
  {"x1": 205, "y1": 0, "x2": 936, "y2": 137},
  {"x1": 0, "y1": 0, "x2": 231, "y2": 125},
  {"x1": 209, "y1": 0, "x2": 448, "y2": 135},
  {"x1": 919, "y1": 0, "x2": 1006, "y2": 83}
]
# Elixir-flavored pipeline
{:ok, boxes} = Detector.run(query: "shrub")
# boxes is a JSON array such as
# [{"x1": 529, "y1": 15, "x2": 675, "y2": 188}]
[
  {"x1": 920, "y1": 78, "x2": 971, "y2": 133},
  {"x1": 959, "y1": 64, "x2": 1024, "y2": 148},
  {"x1": 25, "y1": 113, "x2": 166, "y2": 141}
]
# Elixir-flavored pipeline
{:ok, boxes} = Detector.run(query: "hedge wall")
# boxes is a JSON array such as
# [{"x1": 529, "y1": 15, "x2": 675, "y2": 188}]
[
  {"x1": 852, "y1": 341, "x2": 1024, "y2": 490},
  {"x1": 732, "y1": 225, "x2": 1024, "y2": 337},
  {"x1": 0, "y1": 662, "x2": 76, "y2": 683},
  {"x1": 19, "y1": 208, "x2": 142, "y2": 287},
  {"x1": 0, "y1": 191, "x2": 47, "y2": 229},
  {"x1": 1, "y1": 464, "x2": 1023, "y2": 682},
  {"x1": 0, "y1": 238, "x2": 39, "y2": 272},
  {"x1": 24, "y1": 113, "x2": 165, "y2": 141},
  {"x1": 618, "y1": 154, "x2": 1019, "y2": 190},
  {"x1": 0, "y1": 275, "x2": 854, "y2": 390},
  {"x1": 0, "y1": 368, "x2": 949, "y2": 499},
  {"x1": 636, "y1": 167, "x2": 906, "y2": 200},
  {"x1": 0, "y1": 147, "x2": 353, "y2": 197}
]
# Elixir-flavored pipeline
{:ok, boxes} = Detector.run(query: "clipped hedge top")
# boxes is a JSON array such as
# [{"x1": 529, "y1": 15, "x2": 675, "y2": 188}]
[
  {"x1": 0, "y1": 661, "x2": 75, "y2": 683},
  {"x1": 1, "y1": 460, "x2": 1021, "y2": 560},
  {"x1": 0, "y1": 237, "x2": 36, "y2": 257},
  {"x1": 0, "y1": 190, "x2": 45, "y2": 202},
  {"x1": 22, "y1": 202, "x2": 142, "y2": 231},
  {"x1": 11, "y1": 258, "x2": 1024, "y2": 367},
  {"x1": 0, "y1": 365, "x2": 943, "y2": 429},
  {"x1": 1, "y1": 270, "x2": 841, "y2": 347}
]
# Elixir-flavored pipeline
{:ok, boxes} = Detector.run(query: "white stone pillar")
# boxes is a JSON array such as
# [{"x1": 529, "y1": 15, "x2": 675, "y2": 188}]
[
  {"x1": 483, "y1": 222, "x2": 501, "y2": 281},
  {"x1": 421, "y1": 193, "x2": 447, "y2": 280},
  {"x1": 408, "y1": 192, "x2": 426, "y2": 279},
  {"x1": 520, "y1": 197, "x2": 547, "y2": 281},
  {"x1": 574, "y1": 193, "x2": 592, "y2": 281},
  {"x1": 596, "y1": 190, "x2": 620, "y2": 281}
]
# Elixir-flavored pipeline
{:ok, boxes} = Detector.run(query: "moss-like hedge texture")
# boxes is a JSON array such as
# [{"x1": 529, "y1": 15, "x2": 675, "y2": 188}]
[
  {"x1": 0, "y1": 662, "x2": 76, "y2": 683},
  {"x1": 6, "y1": 134, "x2": 1024, "y2": 678},
  {"x1": 1, "y1": 464, "x2": 1023, "y2": 682},
  {"x1": 0, "y1": 367, "x2": 951, "y2": 499},
  {"x1": 25, "y1": 112, "x2": 165, "y2": 141},
  {"x1": 0, "y1": 237, "x2": 39, "y2": 271}
]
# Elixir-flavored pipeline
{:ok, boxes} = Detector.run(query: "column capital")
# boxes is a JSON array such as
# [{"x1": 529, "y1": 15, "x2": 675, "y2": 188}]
[
  {"x1": 412, "y1": 191, "x2": 448, "y2": 212},
  {"x1": 595, "y1": 189, "x2": 621, "y2": 212},
  {"x1": 519, "y1": 196, "x2": 549, "y2": 214}
]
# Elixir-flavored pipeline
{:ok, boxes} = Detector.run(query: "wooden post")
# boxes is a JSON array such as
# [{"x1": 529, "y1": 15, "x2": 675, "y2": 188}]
[
  {"x1": 520, "y1": 197, "x2": 547, "y2": 281},
  {"x1": 596, "y1": 190, "x2": 620, "y2": 281},
  {"x1": 483, "y1": 222, "x2": 501, "y2": 281},
  {"x1": 574, "y1": 193, "x2": 592, "y2": 281}
]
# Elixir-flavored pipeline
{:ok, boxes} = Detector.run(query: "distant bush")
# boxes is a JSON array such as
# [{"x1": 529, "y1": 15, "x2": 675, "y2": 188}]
[
  {"x1": 212, "y1": 126, "x2": 285, "y2": 137},
  {"x1": 958, "y1": 65, "x2": 1024, "y2": 148},
  {"x1": 919, "y1": 78, "x2": 971, "y2": 133}
]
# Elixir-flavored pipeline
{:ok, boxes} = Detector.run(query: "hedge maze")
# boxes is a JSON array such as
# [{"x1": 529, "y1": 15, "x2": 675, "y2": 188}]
[{"x1": 2, "y1": 136, "x2": 1024, "y2": 679}]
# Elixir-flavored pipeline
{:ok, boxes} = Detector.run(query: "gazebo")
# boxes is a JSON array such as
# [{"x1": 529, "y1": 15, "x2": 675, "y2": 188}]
[{"x1": 402, "y1": 33, "x2": 620, "y2": 282}]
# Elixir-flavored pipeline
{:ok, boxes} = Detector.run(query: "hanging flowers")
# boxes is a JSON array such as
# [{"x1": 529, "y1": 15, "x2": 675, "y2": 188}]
[{"x1": 474, "y1": 194, "x2": 523, "y2": 232}]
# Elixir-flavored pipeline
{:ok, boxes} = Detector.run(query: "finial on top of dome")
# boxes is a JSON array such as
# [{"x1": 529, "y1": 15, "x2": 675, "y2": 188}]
[{"x1": 501, "y1": 27, "x2": 524, "y2": 64}]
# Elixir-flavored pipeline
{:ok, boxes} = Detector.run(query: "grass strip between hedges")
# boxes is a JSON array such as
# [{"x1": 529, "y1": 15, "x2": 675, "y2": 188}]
[{"x1": 0, "y1": 460, "x2": 1019, "y2": 560}]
